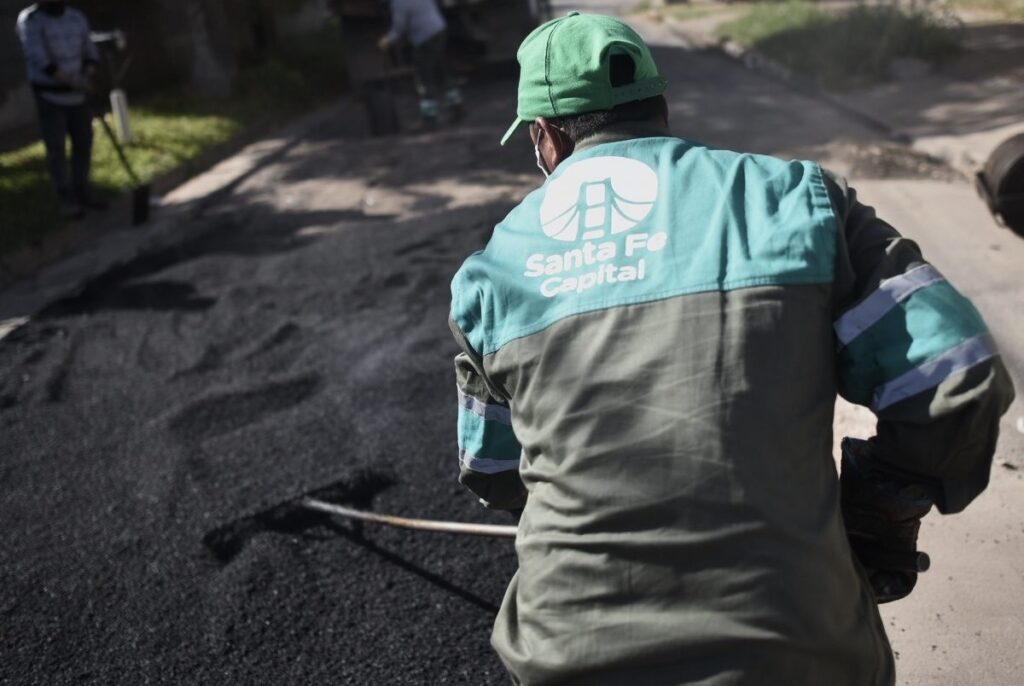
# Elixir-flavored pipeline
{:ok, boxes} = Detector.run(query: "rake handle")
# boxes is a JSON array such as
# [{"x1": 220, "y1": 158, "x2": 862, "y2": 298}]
[
  {"x1": 300, "y1": 497, "x2": 518, "y2": 539},
  {"x1": 96, "y1": 112, "x2": 142, "y2": 185}
]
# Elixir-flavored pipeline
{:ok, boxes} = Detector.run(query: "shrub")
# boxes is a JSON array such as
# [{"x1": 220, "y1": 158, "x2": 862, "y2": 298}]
[{"x1": 716, "y1": 1, "x2": 962, "y2": 89}]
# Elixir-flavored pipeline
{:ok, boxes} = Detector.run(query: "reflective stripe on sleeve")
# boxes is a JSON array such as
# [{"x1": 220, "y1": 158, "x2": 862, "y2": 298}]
[
  {"x1": 835, "y1": 265, "x2": 945, "y2": 347},
  {"x1": 457, "y1": 404, "x2": 521, "y2": 467},
  {"x1": 873, "y1": 333, "x2": 997, "y2": 411},
  {"x1": 457, "y1": 388, "x2": 512, "y2": 424},
  {"x1": 459, "y1": 449, "x2": 521, "y2": 474}
]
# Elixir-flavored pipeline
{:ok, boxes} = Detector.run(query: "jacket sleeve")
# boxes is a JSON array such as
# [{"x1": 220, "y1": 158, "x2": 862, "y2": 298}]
[
  {"x1": 16, "y1": 11, "x2": 55, "y2": 75},
  {"x1": 80, "y1": 13, "x2": 99, "y2": 65},
  {"x1": 827, "y1": 171, "x2": 1015, "y2": 514},
  {"x1": 449, "y1": 316, "x2": 527, "y2": 511},
  {"x1": 385, "y1": 0, "x2": 410, "y2": 44}
]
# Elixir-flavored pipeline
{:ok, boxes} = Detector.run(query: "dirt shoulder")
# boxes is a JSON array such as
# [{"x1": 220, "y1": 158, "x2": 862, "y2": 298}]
[{"x1": 649, "y1": 1, "x2": 1024, "y2": 173}]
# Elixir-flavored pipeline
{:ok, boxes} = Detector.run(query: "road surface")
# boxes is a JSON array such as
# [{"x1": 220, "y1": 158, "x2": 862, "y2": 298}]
[{"x1": 2, "y1": 5, "x2": 1021, "y2": 685}]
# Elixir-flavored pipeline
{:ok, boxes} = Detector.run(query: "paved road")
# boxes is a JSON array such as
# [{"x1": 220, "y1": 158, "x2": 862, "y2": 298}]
[
  {"x1": 2, "y1": 6, "x2": 1022, "y2": 685},
  {"x1": 624, "y1": 10, "x2": 1024, "y2": 683},
  {"x1": 850, "y1": 180, "x2": 1024, "y2": 686}
]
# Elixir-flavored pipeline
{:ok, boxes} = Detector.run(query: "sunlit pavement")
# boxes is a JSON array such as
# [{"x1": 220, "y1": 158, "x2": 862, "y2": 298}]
[
  {"x1": 2, "y1": 3, "x2": 1022, "y2": 683},
  {"x1": 635, "y1": 8, "x2": 1024, "y2": 682},
  {"x1": 557, "y1": 5, "x2": 1024, "y2": 683}
]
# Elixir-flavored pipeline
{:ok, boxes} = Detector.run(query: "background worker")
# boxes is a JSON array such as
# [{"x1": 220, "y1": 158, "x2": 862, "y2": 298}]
[
  {"x1": 377, "y1": 0, "x2": 464, "y2": 128},
  {"x1": 449, "y1": 12, "x2": 1015, "y2": 685},
  {"x1": 16, "y1": 0, "x2": 104, "y2": 219}
]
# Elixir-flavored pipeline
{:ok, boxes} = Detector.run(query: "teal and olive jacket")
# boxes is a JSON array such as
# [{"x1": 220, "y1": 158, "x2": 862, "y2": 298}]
[{"x1": 449, "y1": 124, "x2": 1014, "y2": 686}]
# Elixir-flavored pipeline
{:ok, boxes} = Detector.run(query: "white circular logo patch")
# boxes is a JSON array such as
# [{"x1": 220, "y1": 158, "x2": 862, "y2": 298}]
[{"x1": 539, "y1": 156, "x2": 658, "y2": 242}]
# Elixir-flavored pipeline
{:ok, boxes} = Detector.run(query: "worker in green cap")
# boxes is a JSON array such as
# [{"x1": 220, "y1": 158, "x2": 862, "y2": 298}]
[{"x1": 449, "y1": 12, "x2": 1014, "y2": 685}]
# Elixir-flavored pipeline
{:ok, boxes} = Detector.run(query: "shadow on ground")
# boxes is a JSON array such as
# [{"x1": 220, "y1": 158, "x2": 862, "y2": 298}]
[
  {"x1": 837, "y1": 21, "x2": 1024, "y2": 140},
  {"x1": 0, "y1": 33, "x2": 975, "y2": 685}
]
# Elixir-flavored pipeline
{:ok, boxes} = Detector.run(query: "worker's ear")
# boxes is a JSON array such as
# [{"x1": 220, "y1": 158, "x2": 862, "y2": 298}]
[{"x1": 534, "y1": 117, "x2": 574, "y2": 173}]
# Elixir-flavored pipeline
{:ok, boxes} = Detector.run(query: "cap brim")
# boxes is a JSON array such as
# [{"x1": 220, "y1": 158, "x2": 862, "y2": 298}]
[{"x1": 500, "y1": 117, "x2": 526, "y2": 146}]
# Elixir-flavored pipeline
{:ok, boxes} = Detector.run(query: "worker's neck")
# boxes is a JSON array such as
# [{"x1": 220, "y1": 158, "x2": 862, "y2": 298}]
[{"x1": 573, "y1": 120, "x2": 671, "y2": 153}]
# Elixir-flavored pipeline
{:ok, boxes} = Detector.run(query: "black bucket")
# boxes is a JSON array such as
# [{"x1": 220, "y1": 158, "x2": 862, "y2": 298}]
[
  {"x1": 976, "y1": 132, "x2": 1024, "y2": 235},
  {"x1": 97, "y1": 113, "x2": 151, "y2": 226},
  {"x1": 131, "y1": 184, "x2": 150, "y2": 225}
]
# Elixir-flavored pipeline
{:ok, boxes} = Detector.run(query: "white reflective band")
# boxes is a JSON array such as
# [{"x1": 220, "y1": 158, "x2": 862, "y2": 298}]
[
  {"x1": 457, "y1": 389, "x2": 512, "y2": 424},
  {"x1": 459, "y1": 449, "x2": 520, "y2": 474},
  {"x1": 835, "y1": 265, "x2": 945, "y2": 347},
  {"x1": 873, "y1": 334, "x2": 997, "y2": 411}
]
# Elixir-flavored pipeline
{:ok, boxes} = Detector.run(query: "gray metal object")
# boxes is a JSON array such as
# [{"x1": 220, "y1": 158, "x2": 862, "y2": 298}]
[{"x1": 976, "y1": 132, "x2": 1024, "y2": 235}]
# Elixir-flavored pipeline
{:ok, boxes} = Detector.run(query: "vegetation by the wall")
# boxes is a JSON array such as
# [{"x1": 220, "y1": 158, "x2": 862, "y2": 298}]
[{"x1": 716, "y1": 1, "x2": 963, "y2": 89}]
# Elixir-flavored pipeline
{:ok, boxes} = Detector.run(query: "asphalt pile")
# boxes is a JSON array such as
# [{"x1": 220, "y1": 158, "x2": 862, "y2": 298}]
[
  {"x1": 2, "y1": 36, "x2": 920, "y2": 684},
  {"x1": 0, "y1": 87, "x2": 533, "y2": 684}
]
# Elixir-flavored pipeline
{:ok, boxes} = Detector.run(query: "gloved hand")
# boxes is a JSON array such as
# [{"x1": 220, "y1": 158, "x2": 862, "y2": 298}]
[
  {"x1": 840, "y1": 437, "x2": 934, "y2": 603},
  {"x1": 56, "y1": 69, "x2": 93, "y2": 93}
]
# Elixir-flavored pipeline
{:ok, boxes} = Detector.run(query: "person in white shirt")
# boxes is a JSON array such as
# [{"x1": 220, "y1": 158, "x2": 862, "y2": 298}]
[
  {"x1": 16, "y1": 1, "x2": 105, "y2": 218},
  {"x1": 378, "y1": 0, "x2": 464, "y2": 127}
]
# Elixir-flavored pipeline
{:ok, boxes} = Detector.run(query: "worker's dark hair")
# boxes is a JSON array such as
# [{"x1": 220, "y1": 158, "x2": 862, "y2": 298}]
[{"x1": 550, "y1": 54, "x2": 668, "y2": 143}]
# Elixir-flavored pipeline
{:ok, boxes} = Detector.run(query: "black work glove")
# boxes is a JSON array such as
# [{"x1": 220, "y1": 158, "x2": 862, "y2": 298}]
[{"x1": 840, "y1": 437, "x2": 934, "y2": 603}]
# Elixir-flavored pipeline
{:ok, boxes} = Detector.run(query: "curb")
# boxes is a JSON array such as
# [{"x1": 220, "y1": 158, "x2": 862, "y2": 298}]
[
  {"x1": 0, "y1": 125, "x2": 250, "y2": 292},
  {"x1": 660, "y1": 15, "x2": 914, "y2": 147},
  {"x1": 0, "y1": 98, "x2": 359, "y2": 338},
  {"x1": 0, "y1": 100, "x2": 335, "y2": 290}
]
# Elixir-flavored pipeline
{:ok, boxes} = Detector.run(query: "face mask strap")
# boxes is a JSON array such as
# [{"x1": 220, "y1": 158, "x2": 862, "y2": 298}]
[{"x1": 534, "y1": 143, "x2": 550, "y2": 179}]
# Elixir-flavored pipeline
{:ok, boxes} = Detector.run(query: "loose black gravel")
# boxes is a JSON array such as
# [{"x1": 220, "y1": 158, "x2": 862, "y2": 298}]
[
  {"x1": 0, "y1": 87, "x2": 532, "y2": 685},
  {"x1": 1, "y1": 38, "x2": 914, "y2": 683}
]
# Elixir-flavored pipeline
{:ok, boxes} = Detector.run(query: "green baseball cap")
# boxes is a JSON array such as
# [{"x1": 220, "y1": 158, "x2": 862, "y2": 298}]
[{"x1": 500, "y1": 12, "x2": 667, "y2": 145}]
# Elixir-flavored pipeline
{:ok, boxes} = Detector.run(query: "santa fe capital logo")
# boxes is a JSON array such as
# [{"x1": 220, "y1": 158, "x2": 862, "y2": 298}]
[
  {"x1": 539, "y1": 156, "x2": 659, "y2": 241},
  {"x1": 526, "y1": 156, "x2": 667, "y2": 298}
]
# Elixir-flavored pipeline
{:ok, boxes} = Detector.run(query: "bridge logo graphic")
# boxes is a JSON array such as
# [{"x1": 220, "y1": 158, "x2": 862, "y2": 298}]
[{"x1": 539, "y1": 156, "x2": 659, "y2": 242}]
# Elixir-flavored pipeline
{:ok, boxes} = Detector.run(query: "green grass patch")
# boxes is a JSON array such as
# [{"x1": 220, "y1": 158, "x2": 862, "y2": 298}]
[
  {"x1": 0, "y1": 24, "x2": 344, "y2": 258},
  {"x1": 0, "y1": 102, "x2": 245, "y2": 256},
  {"x1": 660, "y1": 5, "x2": 726, "y2": 22},
  {"x1": 634, "y1": 0, "x2": 737, "y2": 22},
  {"x1": 716, "y1": 1, "x2": 962, "y2": 89}
]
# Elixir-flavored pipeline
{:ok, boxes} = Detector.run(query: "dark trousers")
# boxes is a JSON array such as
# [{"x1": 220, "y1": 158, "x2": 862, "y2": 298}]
[
  {"x1": 34, "y1": 94, "x2": 93, "y2": 204},
  {"x1": 412, "y1": 30, "x2": 461, "y2": 117}
]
